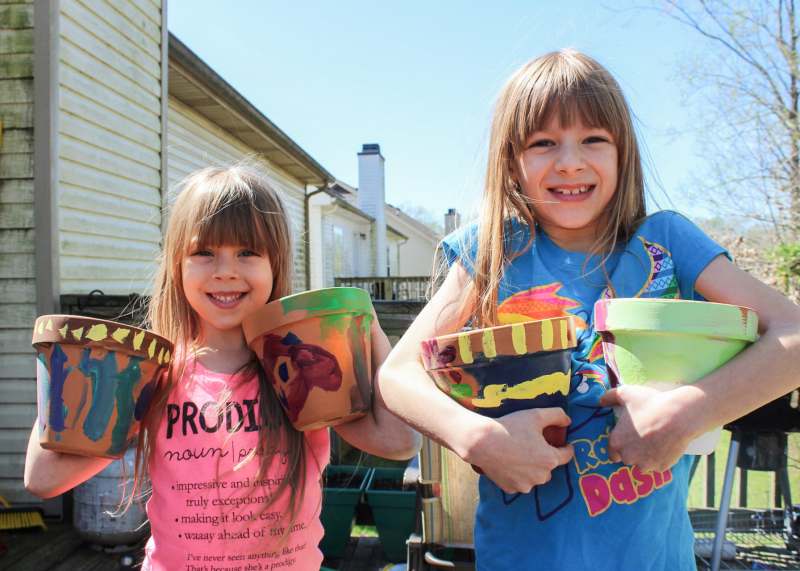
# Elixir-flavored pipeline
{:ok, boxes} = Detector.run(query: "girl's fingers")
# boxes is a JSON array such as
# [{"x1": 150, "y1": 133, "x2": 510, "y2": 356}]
[
  {"x1": 598, "y1": 387, "x2": 620, "y2": 408},
  {"x1": 553, "y1": 443, "x2": 574, "y2": 466},
  {"x1": 535, "y1": 407, "x2": 571, "y2": 427}
]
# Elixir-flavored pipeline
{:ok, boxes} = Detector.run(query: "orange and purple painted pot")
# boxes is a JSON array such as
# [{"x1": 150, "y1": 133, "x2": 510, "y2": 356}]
[
  {"x1": 32, "y1": 315, "x2": 172, "y2": 458},
  {"x1": 421, "y1": 316, "x2": 577, "y2": 446},
  {"x1": 243, "y1": 287, "x2": 373, "y2": 431}
]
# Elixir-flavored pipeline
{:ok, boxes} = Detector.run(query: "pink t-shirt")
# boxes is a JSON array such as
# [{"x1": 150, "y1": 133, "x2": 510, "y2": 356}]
[{"x1": 142, "y1": 359, "x2": 329, "y2": 571}]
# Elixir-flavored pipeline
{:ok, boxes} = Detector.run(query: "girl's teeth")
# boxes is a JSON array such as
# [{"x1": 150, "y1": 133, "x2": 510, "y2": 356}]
[
  {"x1": 210, "y1": 293, "x2": 243, "y2": 303},
  {"x1": 552, "y1": 186, "x2": 591, "y2": 195}
]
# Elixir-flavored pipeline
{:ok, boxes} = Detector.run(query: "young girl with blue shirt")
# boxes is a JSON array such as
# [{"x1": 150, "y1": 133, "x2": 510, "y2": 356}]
[{"x1": 379, "y1": 49, "x2": 800, "y2": 569}]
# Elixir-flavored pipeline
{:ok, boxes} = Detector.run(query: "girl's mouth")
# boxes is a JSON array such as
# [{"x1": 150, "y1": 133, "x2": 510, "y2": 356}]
[
  {"x1": 547, "y1": 184, "x2": 595, "y2": 201},
  {"x1": 207, "y1": 292, "x2": 246, "y2": 308}
]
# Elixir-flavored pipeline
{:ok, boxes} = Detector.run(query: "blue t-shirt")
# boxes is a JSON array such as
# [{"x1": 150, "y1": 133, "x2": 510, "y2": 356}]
[{"x1": 441, "y1": 211, "x2": 726, "y2": 571}]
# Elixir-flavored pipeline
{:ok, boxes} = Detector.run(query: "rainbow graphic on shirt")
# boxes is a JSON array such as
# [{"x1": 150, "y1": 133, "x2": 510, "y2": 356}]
[{"x1": 498, "y1": 283, "x2": 588, "y2": 329}]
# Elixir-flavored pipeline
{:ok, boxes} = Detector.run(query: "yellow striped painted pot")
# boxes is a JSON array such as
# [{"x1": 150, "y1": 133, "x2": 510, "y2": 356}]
[
  {"x1": 32, "y1": 315, "x2": 171, "y2": 458},
  {"x1": 421, "y1": 316, "x2": 577, "y2": 445}
]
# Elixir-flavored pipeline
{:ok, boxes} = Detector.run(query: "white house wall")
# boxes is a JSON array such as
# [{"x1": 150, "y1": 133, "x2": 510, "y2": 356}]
[
  {"x1": 397, "y1": 236, "x2": 435, "y2": 276},
  {"x1": 386, "y1": 233, "x2": 401, "y2": 277},
  {"x1": 385, "y1": 211, "x2": 438, "y2": 277},
  {"x1": 0, "y1": 0, "x2": 35, "y2": 503},
  {"x1": 166, "y1": 99, "x2": 307, "y2": 293},
  {"x1": 58, "y1": 0, "x2": 164, "y2": 295},
  {"x1": 320, "y1": 210, "x2": 371, "y2": 287}
]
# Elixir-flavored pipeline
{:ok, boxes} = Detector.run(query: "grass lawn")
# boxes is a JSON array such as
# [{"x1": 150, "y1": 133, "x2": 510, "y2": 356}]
[
  {"x1": 351, "y1": 524, "x2": 378, "y2": 537},
  {"x1": 687, "y1": 430, "x2": 800, "y2": 508}
]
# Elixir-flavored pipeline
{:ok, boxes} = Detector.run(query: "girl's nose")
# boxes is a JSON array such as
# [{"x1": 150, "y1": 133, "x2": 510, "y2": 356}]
[
  {"x1": 555, "y1": 143, "x2": 586, "y2": 174},
  {"x1": 212, "y1": 254, "x2": 238, "y2": 279}
]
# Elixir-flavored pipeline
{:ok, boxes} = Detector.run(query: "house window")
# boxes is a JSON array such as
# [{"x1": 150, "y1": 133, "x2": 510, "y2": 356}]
[
  {"x1": 352, "y1": 231, "x2": 361, "y2": 276},
  {"x1": 333, "y1": 225, "x2": 345, "y2": 276}
]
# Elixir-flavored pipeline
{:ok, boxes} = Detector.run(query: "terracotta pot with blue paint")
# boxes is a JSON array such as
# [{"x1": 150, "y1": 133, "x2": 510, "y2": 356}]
[
  {"x1": 594, "y1": 298, "x2": 758, "y2": 455},
  {"x1": 243, "y1": 287, "x2": 373, "y2": 431},
  {"x1": 421, "y1": 316, "x2": 577, "y2": 447},
  {"x1": 32, "y1": 315, "x2": 172, "y2": 458}
]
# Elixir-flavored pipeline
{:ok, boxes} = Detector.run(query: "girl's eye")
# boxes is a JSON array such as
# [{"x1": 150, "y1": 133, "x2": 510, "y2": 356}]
[
  {"x1": 191, "y1": 249, "x2": 213, "y2": 257},
  {"x1": 585, "y1": 134, "x2": 613, "y2": 144},
  {"x1": 240, "y1": 250, "x2": 260, "y2": 257},
  {"x1": 527, "y1": 138, "x2": 555, "y2": 149}
]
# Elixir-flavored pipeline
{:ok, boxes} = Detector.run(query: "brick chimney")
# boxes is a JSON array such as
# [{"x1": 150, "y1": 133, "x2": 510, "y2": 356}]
[
  {"x1": 357, "y1": 144, "x2": 387, "y2": 276},
  {"x1": 444, "y1": 208, "x2": 461, "y2": 235}
]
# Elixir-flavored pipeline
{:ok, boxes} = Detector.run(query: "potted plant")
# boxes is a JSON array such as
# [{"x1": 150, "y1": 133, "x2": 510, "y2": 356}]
[
  {"x1": 320, "y1": 465, "x2": 372, "y2": 559},
  {"x1": 365, "y1": 466, "x2": 418, "y2": 562}
]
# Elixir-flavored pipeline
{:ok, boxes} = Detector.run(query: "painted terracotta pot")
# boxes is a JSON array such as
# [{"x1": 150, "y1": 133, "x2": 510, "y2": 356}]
[
  {"x1": 421, "y1": 316, "x2": 577, "y2": 446},
  {"x1": 594, "y1": 298, "x2": 758, "y2": 455},
  {"x1": 243, "y1": 287, "x2": 373, "y2": 431},
  {"x1": 32, "y1": 315, "x2": 172, "y2": 458}
]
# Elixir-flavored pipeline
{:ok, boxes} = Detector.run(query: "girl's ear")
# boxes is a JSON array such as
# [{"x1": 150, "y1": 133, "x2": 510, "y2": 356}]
[{"x1": 508, "y1": 159, "x2": 522, "y2": 192}]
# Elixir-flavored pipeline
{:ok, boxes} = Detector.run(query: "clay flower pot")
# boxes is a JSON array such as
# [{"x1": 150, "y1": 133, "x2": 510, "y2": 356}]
[
  {"x1": 32, "y1": 315, "x2": 172, "y2": 458},
  {"x1": 243, "y1": 287, "x2": 374, "y2": 431},
  {"x1": 421, "y1": 316, "x2": 577, "y2": 446},
  {"x1": 594, "y1": 298, "x2": 758, "y2": 454}
]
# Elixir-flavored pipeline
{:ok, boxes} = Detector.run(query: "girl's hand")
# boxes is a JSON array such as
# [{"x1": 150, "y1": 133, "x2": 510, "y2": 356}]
[
  {"x1": 599, "y1": 385, "x2": 701, "y2": 472},
  {"x1": 464, "y1": 407, "x2": 574, "y2": 494}
]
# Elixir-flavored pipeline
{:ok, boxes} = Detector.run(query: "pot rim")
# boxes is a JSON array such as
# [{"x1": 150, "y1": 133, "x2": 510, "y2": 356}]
[
  {"x1": 593, "y1": 298, "x2": 758, "y2": 342},
  {"x1": 32, "y1": 314, "x2": 173, "y2": 364},
  {"x1": 243, "y1": 287, "x2": 373, "y2": 345},
  {"x1": 421, "y1": 316, "x2": 578, "y2": 370}
]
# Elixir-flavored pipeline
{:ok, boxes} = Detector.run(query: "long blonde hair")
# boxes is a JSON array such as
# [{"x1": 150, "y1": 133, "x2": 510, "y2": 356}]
[
  {"x1": 132, "y1": 164, "x2": 310, "y2": 525},
  {"x1": 473, "y1": 49, "x2": 646, "y2": 326}
]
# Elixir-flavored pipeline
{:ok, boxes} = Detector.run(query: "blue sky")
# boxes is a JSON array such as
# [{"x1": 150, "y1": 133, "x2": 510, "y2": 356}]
[{"x1": 169, "y1": 1, "x2": 710, "y2": 223}]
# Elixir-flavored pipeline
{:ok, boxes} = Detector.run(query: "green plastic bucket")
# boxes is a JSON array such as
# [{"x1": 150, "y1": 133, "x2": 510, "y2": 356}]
[
  {"x1": 319, "y1": 465, "x2": 371, "y2": 559},
  {"x1": 365, "y1": 467, "x2": 417, "y2": 562}
]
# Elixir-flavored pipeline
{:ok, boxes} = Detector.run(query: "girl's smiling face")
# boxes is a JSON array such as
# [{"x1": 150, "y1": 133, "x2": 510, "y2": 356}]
[
  {"x1": 182, "y1": 242, "x2": 274, "y2": 342},
  {"x1": 517, "y1": 114, "x2": 619, "y2": 251}
]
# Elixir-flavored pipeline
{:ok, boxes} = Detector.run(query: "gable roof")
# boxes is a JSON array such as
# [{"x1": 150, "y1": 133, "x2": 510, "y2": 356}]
[{"x1": 168, "y1": 34, "x2": 334, "y2": 187}]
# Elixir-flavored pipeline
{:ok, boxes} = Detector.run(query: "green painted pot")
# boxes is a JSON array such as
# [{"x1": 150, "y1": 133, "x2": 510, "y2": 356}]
[
  {"x1": 594, "y1": 298, "x2": 758, "y2": 454},
  {"x1": 243, "y1": 287, "x2": 374, "y2": 431}
]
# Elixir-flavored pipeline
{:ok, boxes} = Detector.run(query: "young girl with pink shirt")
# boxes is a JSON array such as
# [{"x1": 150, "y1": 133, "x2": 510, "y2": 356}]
[{"x1": 24, "y1": 165, "x2": 419, "y2": 570}]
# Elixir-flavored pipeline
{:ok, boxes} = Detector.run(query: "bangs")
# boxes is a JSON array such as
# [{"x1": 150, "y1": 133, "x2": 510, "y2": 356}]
[
  {"x1": 509, "y1": 53, "x2": 624, "y2": 152},
  {"x1": 192, "y1": 198, "x2": 272, "y2": 253},
  {"x1": 174, "y1": 168, "x2": 286, "y2": 256}
]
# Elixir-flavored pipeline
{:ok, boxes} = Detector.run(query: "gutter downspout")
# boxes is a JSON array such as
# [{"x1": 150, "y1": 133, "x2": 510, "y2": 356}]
[
  {"x1": 304, "y1": 186, "x2": 328, "y2": 290},
  {"x1": 396, "y1": 236, "x2": 408, "y2": 276}
]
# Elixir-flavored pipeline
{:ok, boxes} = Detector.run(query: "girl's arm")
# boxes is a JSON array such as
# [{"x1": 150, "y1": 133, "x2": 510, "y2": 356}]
[
  {"x1": 332, "y1": 309, "x2": 422, "y2": 461},
  {"x1": 375, "y1": 263, "x2": 573, "y2": 494},
  {"x1": 601, "y1": 255, "x2": 800, "y2": 470},
  {"x1": 24, "y1": 423, "x2": 112, "y2": 498}
]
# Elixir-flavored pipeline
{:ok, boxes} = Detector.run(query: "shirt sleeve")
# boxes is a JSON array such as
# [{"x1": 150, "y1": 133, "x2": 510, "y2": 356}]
[
  {"x1": 440, "y1": 219, "x2": 532, "y2": 276},
  {"x1": 662, "y1": 211, "x2": 729, "y2": 300},
  {"x1": 440, "y1": 221, "x2": 479, "y2": 274}
]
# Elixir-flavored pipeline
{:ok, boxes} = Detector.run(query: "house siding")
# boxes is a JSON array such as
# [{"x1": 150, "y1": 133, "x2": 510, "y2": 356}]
[
  {"x1": 0, "y1": 0, "x2": 37, "y2": 502},
  {"x1": 166, "y1": 99, "x2": 307, "y2": 293},
  {"x1": 321, "y1": 209, "x2": 371, "y2": 287},
  {"x1": 58, "y1": 0, "x2": 163, "y2": 295},
  {"x1": 386, "y1": 210, "x2": 439, "y2": 277}
]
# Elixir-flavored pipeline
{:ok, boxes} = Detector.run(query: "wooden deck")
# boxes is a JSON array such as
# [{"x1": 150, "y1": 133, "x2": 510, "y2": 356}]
[
  {"x1": 0, "y1": 522, "x2": 392, "y2": 571},
  {"x1": 5, "y1": 514, "x2": 799, "y2": 570}
]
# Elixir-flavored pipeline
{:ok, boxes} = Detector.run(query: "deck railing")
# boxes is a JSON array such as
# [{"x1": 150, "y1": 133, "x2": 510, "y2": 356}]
[{"x1": 334, "y1": 276, "x2": 430, "y2": 301}]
